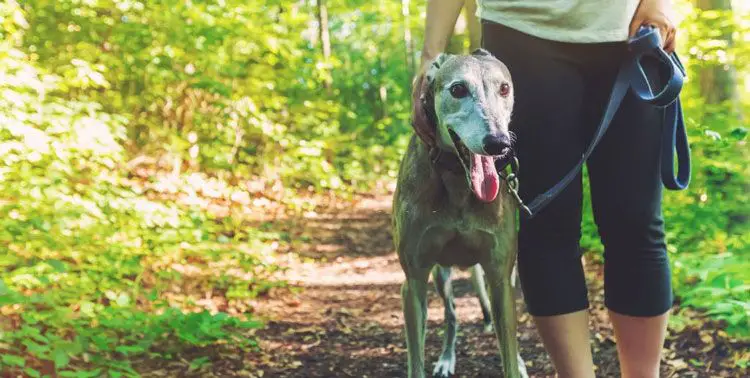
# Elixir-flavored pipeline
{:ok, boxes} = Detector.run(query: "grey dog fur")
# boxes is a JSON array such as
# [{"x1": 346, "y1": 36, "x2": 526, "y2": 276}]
[{"x1": 392, "y1": 50, "x2": 528, "y2": 378}]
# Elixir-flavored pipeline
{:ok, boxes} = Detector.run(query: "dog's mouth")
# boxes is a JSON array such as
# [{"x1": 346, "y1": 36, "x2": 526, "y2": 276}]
[{"x1": 449, "y1": 130, "x2": 509, "y2": 203}]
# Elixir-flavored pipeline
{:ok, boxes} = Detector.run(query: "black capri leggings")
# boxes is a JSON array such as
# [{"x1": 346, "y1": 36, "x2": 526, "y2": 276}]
[{"x1": 482, "y1": 21, "x2": 673, "y2": 317}]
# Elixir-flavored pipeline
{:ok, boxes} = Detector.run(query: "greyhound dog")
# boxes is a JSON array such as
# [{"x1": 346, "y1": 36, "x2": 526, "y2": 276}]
[{"x1": 392, "y1": 49, "x2": 528, "y2": 378}]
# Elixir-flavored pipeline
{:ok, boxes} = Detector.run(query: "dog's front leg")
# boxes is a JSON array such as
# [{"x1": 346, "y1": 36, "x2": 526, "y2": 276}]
[
  {"x1": 483, "y1": 260, "x2": 528, "y2": 378},
  {"x1": 402, "y1": 268, "x2": 431, "y2": 378},
  {"x1": 432, "y1": 265, "x2": 457, "y2": 377}
]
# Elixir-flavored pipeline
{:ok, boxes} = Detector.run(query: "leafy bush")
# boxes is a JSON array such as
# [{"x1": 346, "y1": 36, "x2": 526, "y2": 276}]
[
  {"x1": 0, "y1": 3, "x2": 281, "y2": 376},
  {"x1": 21, "y1": 0, "x2": 415, "y2": 192}
]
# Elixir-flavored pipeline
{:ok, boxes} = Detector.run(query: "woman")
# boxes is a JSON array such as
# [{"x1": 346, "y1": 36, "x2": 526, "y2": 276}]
[{"x1": 415, "y1": 1, "x2": 677, "y2": 377}]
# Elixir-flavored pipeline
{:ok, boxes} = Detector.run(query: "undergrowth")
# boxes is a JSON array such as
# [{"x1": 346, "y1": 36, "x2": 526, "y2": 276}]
[
  {"x1": 0, "y1": 9, "x2": 287, "y2": 375},
  {"x1": 0, "y1": 1, "x2": 748, "y2": 376}
]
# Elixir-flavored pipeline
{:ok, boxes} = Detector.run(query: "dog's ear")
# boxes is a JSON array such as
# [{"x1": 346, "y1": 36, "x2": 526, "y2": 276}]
[
  {"x1": 471, "y1": 48, "x2": 493, "y2": 57},
  {"x1": 411, "y1": 54, "x2": 448, "y2": 148},
  {"x1": 424, "y1": 53, "x2": 449, "y2": 83}
]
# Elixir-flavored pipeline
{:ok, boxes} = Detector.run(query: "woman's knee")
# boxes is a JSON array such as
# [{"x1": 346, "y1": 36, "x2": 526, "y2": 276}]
[
  {"x1": 596, "y1": 204, "x2": 666, "y2": 257},
  {"x1": 598, "y1": 212, "x2": 672, "y2": 316},
  {"x1": 517, "y1": 234, "x2": 589, "y2": 316}
]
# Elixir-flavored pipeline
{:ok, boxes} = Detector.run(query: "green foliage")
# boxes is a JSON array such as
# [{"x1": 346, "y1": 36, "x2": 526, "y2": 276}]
[
  {"x1": 672, "y1": 252, "x2": 749, "y2": 338},
  {"x1": 1, "y1": 0, "x2": 748, "y2": 375},
  {"x1": 660, "y1": 4, "x2": 749, "y2": 338},
  {"x1": 20, "y1": 0, "x2": 418, "y2": 191},
  {"x1": 0, "y1": 2, "x2": 281, "y2": 375}
]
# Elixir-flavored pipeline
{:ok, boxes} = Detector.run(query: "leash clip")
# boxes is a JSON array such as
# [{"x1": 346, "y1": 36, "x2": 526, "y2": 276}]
[{"x1": 503, "y1": 157, "x2": 532, "y2": 218}]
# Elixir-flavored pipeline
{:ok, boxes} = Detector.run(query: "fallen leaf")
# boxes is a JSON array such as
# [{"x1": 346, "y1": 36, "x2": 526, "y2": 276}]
[{"x1": 667, "y1": 358, "x2": 689, "y2": 371}]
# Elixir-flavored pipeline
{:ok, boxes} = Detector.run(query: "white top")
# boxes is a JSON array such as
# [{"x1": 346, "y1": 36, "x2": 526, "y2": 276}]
[{"x1": 478, "y1": 0, "x2": 642, "y2": 43}]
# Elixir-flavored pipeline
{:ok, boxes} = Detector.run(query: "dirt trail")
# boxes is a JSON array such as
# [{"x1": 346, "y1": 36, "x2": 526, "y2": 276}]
[{"x1": 246, "y1": 195, "x2": 740, "y2": 378}]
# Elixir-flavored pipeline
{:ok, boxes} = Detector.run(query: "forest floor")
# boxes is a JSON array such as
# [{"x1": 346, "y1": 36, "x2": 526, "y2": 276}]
[{"x1": 239, "y1": 193, "x2": 746, "y2": 378}]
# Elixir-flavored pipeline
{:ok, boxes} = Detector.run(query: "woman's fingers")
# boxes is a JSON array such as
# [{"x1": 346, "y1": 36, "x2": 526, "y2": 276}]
[
  {"x1": 628, "y1": 0, "x2": 677, "y2": 52},
  {"x1": 664, "y1": 28, "x2": 676, "y2": 53},
  {"x1": 655, "y1": 17, "x2": 676, "y2": 52}
]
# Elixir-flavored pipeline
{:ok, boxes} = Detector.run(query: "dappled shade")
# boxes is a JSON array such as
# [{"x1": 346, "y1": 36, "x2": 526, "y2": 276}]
[{"x1": 0, "y1": 0, "x2": 747, "y2": 376}]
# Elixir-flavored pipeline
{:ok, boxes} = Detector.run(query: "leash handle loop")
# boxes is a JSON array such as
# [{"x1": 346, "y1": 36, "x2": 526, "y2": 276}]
[
  {"x1": 661, "y1": 98, "x2": 691, "y2": 189},
  {"x1": 521, "y1": 26, "x2": 691, "y2": 219}
]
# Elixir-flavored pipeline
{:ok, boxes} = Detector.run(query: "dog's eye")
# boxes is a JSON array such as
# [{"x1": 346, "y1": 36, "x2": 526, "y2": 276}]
[
  {"x1": 499, "y1": 82, "x2": 511, "y2": 97},
  {"x1": 449, "y1": 83, "x2": 469, "y2": 99}
]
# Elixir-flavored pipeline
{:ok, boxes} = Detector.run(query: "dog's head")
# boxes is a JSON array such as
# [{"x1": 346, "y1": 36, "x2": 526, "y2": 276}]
[{"x1": 412, "y1": 49, "x2": 515, "y2": 203}]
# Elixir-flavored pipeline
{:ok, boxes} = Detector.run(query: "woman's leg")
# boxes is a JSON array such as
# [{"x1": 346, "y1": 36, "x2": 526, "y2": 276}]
[
  {"x1": 609, "y1": 311, "x2": 668, "y2": 378},
  {"x1": 586, "y1": 59, "x2": 673, "y2": 378},
  {"x1": 534, "y1": 311, "x2": 595, "y2": 378},
  {"x1": 481, "y1": 21, "x2": 595, "y2": 377}
]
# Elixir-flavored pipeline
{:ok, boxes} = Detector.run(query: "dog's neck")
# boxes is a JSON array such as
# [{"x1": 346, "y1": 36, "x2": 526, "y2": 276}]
[
  {"x1": 429, "y1": 147, "x2": 464, "y2": 174},
  {"x1": 427, "y1": 146, "x2": 479, "y2": 207}
]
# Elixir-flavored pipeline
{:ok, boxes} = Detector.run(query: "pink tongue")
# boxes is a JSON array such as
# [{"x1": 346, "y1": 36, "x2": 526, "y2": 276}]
[{"x1": 470, "y1": 154, "x2": 500, "y2": 202}]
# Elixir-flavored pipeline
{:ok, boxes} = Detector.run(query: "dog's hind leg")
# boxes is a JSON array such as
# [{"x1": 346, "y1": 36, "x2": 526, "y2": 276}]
[
  {"x1": 431, "y1": 265, "x2": 457, "y2": 377},
  {"x1": 402, "y1": 267, "x2": 431, "y2": 378},
  {"x1": 470, "y1": 264, "x2": 493, "y2": 333}
]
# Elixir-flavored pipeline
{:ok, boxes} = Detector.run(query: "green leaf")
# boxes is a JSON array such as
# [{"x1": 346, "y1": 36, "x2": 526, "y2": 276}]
[
  {"x1": 53, "y1": 349, "x2": 70, "y2": 369},
  {"x1": 729, "y1": 127, "x2": 747, "y2": 140},
  {"x1": 46, "y1": 259, "x2": 67, "y2": 272},
  {"x1": 114, "y1": 345, "x2": 145, "y2": 355},
  {"x1": 59, "y1": 368, "x2": 101, "y2": 378},
  {"x1": 22, "y1": 339, "x2": 50, "y2": 355},
  {"x1": 2, "y1": 354, "x2": 25, "y2": 367},
  {"x1": 188, "y1": 356, "x2": 211, "y2": 371},
  {"x1": 0, "y1": 280, "x2": 23, "y2": 305},
  {"x1": 726, "y1": 312, "x2": 746, "y2": 326},
  {"x1": 0, "y1": 292, "x2": 21, "y2": 305},
  {"x1": 24, "y1": 368, "x2": 41, "y2": 378}
]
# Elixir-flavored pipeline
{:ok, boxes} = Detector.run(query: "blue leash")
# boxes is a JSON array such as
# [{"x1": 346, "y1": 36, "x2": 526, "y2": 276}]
[{"x1": 518, "y1": 26, "x2": 691, "y2": 219}]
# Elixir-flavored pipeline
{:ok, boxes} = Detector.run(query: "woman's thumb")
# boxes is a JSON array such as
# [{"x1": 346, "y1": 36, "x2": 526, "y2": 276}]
[{"x1": 629, "y1": 16, "x2": 644, "y2": 38}]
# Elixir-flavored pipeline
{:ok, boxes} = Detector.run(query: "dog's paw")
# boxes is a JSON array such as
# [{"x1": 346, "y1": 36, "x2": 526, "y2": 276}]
[
  {"x1": 482, "y1": 321, "x2": 493, "y2": 334},
  {"x1": 432, "y1": 353, "x2": 456, "y2": 378},
  {"x1": 517, "y1": 354, "x2": 529, "y2": 378}
]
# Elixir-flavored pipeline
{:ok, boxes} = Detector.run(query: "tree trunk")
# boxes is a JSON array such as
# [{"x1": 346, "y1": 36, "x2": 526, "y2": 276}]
[
  {"x1": 694, "y1": 0, "x2": 736, "y2": 105},
  {"x1": 402, "y1": 0, "x2": 416, "y2": 77},
  {"x1": 316, "y1": 0, "x2": 332, "y2": 90}
]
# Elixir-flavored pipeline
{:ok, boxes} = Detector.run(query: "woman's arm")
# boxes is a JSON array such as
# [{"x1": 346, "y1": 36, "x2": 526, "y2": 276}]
[{"x1": 420, "y1": 0, "x2": 466, "y2": 69}]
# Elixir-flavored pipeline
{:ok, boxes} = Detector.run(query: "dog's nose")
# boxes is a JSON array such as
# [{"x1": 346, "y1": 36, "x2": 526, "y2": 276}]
[{"x1": 483, "y1": 134, "x2": 511, "y2": 155}]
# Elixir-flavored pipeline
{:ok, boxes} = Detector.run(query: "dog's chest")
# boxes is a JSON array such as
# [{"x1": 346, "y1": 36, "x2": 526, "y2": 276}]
[
  {"x1": 423, "y1": 207, "x2": 501, "y2": 267},
  {"x1": 432, "y1": 228, "x2": 495, "y2": 268}
]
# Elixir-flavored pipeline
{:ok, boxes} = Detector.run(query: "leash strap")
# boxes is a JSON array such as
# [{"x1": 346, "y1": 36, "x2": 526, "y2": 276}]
[{"x1": 523, "y1": 26, "x2": 691, "y2": 219}]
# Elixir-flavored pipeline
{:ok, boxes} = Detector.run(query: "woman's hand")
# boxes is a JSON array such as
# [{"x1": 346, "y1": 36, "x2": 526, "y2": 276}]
[
  {"x1": 412, "y1": 0, "x2": 465, "y2": 96},
  {"x1": 629, "y1": 0, "x2": 677, "y2": 52}
]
